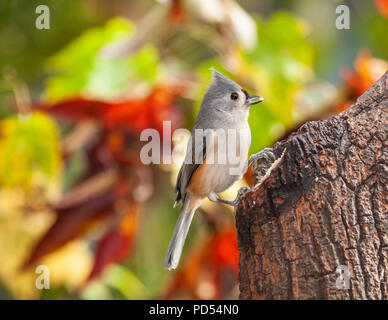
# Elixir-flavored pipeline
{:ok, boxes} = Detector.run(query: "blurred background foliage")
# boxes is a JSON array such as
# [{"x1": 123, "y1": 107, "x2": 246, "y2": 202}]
[{"x1": 0, "y1": 0, "x2": 387, "y2": 299}]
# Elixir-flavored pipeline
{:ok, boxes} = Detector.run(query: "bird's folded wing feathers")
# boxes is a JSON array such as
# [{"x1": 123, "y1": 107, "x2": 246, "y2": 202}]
[{"x1": 174, "y1": 129, "x2": 214, "y2": 205}]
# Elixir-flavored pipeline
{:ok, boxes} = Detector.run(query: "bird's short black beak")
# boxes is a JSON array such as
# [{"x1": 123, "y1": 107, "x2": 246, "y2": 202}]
[{"x1": 247, "y1": 94, "x2": 264, "y2": 106}]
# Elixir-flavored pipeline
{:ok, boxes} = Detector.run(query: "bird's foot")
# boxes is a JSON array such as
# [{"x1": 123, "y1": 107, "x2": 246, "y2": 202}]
[
  {"x1": 209, "y1": 193, "x2": 237, "y2": 217},
  {"x1": 248, "y1": 148, "x2": 276, "y2": 171},
  {"x1": 208, "y1": 192, "x2": 235, "y2": 207},
  {"x1": 208, "y1": 186, "x2": 250, "y2": 211}
]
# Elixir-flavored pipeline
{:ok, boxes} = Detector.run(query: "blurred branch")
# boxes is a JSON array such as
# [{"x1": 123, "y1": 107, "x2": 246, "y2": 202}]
[
  {"x1": 57, "y1": 168, "x2": 119, "y2": 209},
  {"x1": 61, "y1": 120, "x2": 100, "y2": 154},
  {"x1": 2, "y1": 66, "x2": 31, "y2": 116}
]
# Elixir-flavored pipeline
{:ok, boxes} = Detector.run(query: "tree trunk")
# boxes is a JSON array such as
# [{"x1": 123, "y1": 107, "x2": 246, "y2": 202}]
[{"x1": 235, "y1": 72, "x2": 388, "y2": 300}]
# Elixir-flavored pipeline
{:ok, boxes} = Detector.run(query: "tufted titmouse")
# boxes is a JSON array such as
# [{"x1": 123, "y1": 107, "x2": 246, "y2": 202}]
[{"x1": 165, "y1": 68, "x2": 263, "y2": 270}]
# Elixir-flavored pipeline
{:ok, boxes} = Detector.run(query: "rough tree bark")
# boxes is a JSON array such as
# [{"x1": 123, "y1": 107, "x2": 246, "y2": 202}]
[{"x1": 235, "y1": 72, "x2": 388, "y2": 300}]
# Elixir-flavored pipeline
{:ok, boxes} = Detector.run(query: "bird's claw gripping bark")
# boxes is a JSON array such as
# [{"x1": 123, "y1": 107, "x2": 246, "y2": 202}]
[
  {"x1": 248, "y1": 148, "x2": 276, "y2": 171},
  {"x1": 208, "y1": 186, "x2": 250, "y2": 209}
]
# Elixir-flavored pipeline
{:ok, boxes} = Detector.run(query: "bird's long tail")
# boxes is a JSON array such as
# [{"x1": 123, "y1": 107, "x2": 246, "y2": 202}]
[{"x1": 165, "y1": 197, "x2": 197, "y2": 270}]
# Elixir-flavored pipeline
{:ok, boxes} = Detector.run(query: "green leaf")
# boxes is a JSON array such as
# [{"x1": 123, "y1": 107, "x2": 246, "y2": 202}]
[
  {"x1": 44, "y1": 18, "x2": 161, "y2": 101},
  {"x1": 246, "y1": 12, "x2": 314, "y2": 126},
  {"x1": 246, "y1": 13, "x2": 315, "y2": 152},
  {"x1": 104, "y1": 264, "x2": 148, "y2": 300},
  {"x1": 0, "y1": 112, "x2": 61, "y2": 189},
  {"x1": 85, "y1": 45, "x2": 160, "y2": 99}
]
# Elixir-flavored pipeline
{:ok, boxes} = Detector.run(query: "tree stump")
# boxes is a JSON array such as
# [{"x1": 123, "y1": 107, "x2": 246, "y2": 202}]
[{"x1": 235, "y1": 72, "x2": 388, "y2": 300}]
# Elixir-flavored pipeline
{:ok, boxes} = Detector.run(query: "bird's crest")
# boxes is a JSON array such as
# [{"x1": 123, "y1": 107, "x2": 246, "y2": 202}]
[{"x1": 209, "y1": 67, "x2": 241, "y2": 92}]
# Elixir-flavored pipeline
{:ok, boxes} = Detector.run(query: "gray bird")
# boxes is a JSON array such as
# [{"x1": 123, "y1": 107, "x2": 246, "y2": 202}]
[{"x1": 165, "y1": 68, "x2": 263, "y2": 270}]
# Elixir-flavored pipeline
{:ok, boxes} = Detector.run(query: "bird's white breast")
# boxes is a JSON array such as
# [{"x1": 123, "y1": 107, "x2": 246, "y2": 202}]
[{"x1": 203, "y1": 120, "x2": 251, "y2": 194}]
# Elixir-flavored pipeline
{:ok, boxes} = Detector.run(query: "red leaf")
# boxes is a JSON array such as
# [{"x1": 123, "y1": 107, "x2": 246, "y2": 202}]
[
  {"x1": 42, "y1": 98, "x2": 108, "y2": 121},
  {"x1": 213, "y1": 229, "x2": 239, "y2": 272},
  {"x1": 86, "y1": 205, "x2": 139, "y2": 281},
  {"x1": 163, "y1": 226, "x2": 239, "y2": 300},
  {"x1": 40, "y1": 87, "x2": 183, "y2": 135},
  {"x1": 103, "y1": 88, "x2": 180, "y2": 134},
  {"x1": 23, "y1": 189, "x2": 116, "y2": 268}
]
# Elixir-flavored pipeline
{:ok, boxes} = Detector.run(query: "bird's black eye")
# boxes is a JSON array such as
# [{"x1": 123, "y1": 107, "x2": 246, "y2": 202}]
[{"x1": 230, "y1": 92, "x2": 239, "y2": 100}]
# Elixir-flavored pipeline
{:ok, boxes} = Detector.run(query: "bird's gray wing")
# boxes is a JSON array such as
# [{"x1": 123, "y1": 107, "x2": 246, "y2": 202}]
[{"x1": 174, "y1": 129, "x2": 211, "y2": 206}]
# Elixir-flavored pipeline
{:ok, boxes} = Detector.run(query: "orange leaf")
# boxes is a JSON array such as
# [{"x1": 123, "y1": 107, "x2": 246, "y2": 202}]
[
  {"x1": 169, "y1": 0, "x2": 186, "y2": 23},
  {"x1": 375, "y1": 0, "x2": 388, "y2": 18}
]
